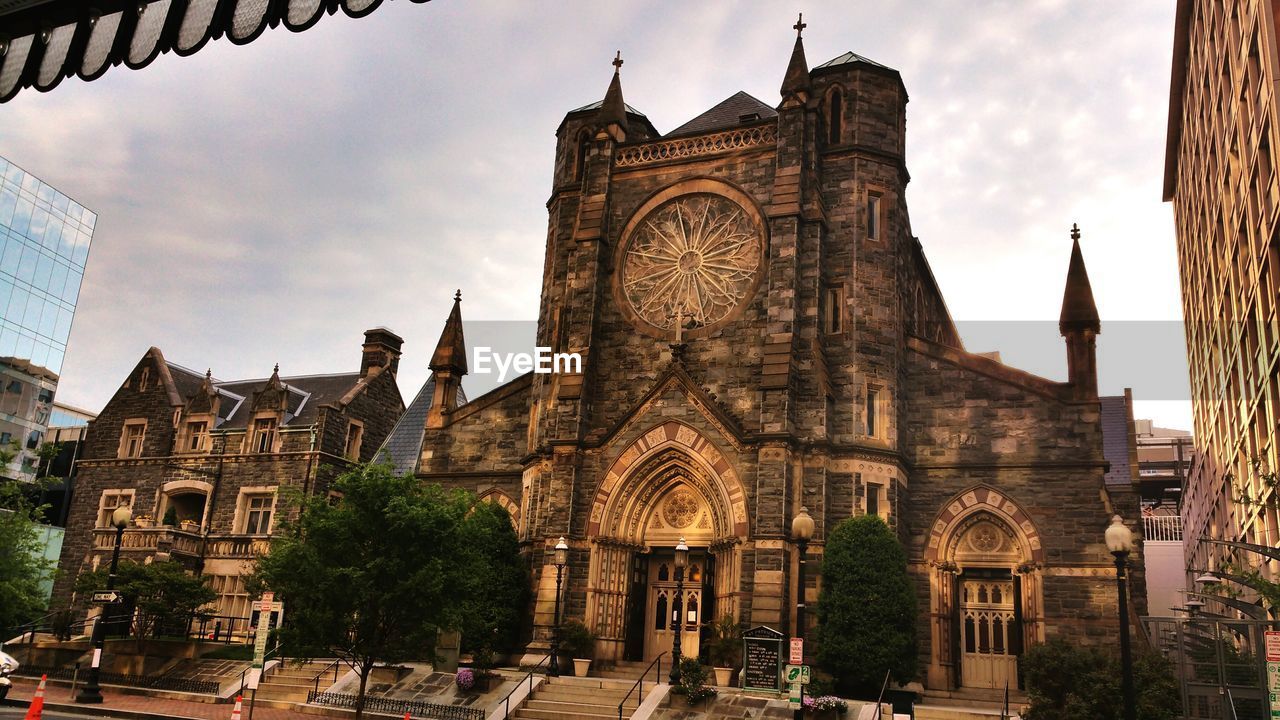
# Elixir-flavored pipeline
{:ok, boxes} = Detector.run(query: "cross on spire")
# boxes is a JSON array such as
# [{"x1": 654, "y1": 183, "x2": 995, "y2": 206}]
[
  {"x1": 794, "y1": 13, "x2": 806, "y2": 38},
  {"x1": 454, "y1": 288, "x2": 462, "y2": 302},
  {"x1": 612, "y1": 50, "x2": 623, "y2": 72},
  {"x1": 1070, "y1": 222, "x2": 1081, "y2": 241}
]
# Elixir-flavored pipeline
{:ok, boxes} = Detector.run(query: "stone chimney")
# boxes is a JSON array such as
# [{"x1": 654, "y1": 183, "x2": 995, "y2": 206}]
[{"x1": 361, "y1": 327, "x2": 404, "y2": 378}]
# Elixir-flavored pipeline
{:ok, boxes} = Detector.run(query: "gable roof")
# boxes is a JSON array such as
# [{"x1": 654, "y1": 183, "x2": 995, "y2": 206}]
[
  {"x1": 665, "y1": 91, "x2": 778, "y2": 137},
  {"x1": 375, "y1": 374, "x2": 467, "y2": 476},
  {"x1": 813, "y1": 51, "x2": 893, "y2": 71}
]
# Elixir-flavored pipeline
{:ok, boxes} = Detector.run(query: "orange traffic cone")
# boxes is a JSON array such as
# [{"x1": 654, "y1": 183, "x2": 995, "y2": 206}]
[
  {"x1": 404, "y1": 714, "x2": 411, "y2": 720},
  {"x1": 23, "y1": 674, "x2": 46, "y2": 720},
  {"x1": 229, "y1": 695, "x2": 243, "y2": 720}
]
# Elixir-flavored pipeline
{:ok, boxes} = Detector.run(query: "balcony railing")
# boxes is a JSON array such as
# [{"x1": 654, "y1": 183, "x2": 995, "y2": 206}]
[
  {"x1": 91, "y1": 528, "x2": 271, "y2": 560},
  {"x1": 1143, "y1": 514, "x2": 1183, "y2": 542},
  {"x1": 205, "y1": 535, "x2": 271, "y2": 559}
]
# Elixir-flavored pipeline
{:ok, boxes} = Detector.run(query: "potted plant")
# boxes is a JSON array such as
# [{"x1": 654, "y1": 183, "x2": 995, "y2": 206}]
[
  {"x1": 180, "y1": 519, "x2": 200, "y2": 532},
  {"x1": 669, "y1": 656, "x2": 717, "y2": 707},
  {"x1": 161, "y1": 507, "x2": 177, "y2": 527},
  {"x1": 133, "y1": 514, "x2": 154, "y2": 528},
  {"x1": 560, "y1": 619, "x2": 594, "y2": 677},
  {"x1": 803, "y1": 695, "x2": 848, "y2": 718},
  {"x1": 706, "y1": 614, "x2": 740, "y2": 686}
]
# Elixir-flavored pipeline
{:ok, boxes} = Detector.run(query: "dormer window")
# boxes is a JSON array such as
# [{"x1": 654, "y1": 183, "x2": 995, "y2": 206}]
[
  {"x1": 183, "y1": 420, "x2": 209, "y2": 453},
  {"x1": 251, "y1": 417, "x2": 277, "y2": 454},
  {"x1": 738, "y1": 112, "x2": 761, "y2": 123}
]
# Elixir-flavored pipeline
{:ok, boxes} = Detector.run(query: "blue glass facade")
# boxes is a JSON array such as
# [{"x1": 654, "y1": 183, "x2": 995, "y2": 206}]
[{"x1": 0, "y1": 156, "x2": 93, "y2": 477}]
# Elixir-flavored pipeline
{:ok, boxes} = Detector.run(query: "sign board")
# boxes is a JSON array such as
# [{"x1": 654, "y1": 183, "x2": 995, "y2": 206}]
[
  {"x1": 1268, "y1": 632, "x2": 1280, "y2": 717},
  {"x1": 789, "y1": 680, "x2": 802, "y2": 704},
  {"x1": 742, "y1": 625, "x2": 785, "y2": 692},
  {"x1": 250, "y1": 591, "x2": 276, "y2": 689},
  {"x1": 90, "y1": 590, "x2": 121, "y2": 604},
  {"x1": 790, "y1": 637, "x2": 804, "y2": 664},
  {"x1": 784, "y1": 664, "x2": 811, "y2": 685}
]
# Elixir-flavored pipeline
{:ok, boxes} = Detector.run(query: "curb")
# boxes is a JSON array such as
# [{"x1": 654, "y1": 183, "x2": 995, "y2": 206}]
[{"x1": 1, "y1": 697, "x2": 204, "y2": 720}]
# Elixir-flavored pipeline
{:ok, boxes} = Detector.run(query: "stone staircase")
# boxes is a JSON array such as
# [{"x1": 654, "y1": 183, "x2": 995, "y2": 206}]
[
  {"x1": 591, "y1": 659, "x2": 662, "y2": 681},
  {"x1": 252, "y1": 659, "x2": 337, "y2": 703},
  {"x1": 916, "y1": 687, "x2": 1025, "y2": 720},
  {"x1": 511, "y1": 676, "x2": 641, "y2": 720}
]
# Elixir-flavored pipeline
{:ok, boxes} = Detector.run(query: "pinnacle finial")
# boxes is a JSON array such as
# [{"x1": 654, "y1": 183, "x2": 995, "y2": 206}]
[
  {"x1": 454, "y1": 289, "x2": 462, "y2": 302},
  {"x1": 794, "y1": 13, "x2": 806, "y2": 38},
  {"x1": 612, "y1": 50, "x2": 623, "y2": 72},
  {"x1": 205, "y1": 368, "x2": 212, "y2": 380},
  {"x1": 1071, "y1": 223, "x2": 1081, "y2": 241},
  {"x1": 272, "y1": 363, "x2": 279, "y2": 375}
]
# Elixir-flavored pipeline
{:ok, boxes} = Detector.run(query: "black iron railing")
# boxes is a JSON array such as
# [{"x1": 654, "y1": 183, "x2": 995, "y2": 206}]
[
  {"x1": 14, "y1": 664, "x2": 219, "y2": 694},
  {"x1": 307, "y1": 690, "x2": 484, "y2": 720},
  {"x1": 618, "y1": 652, "x2": 665, "y2": 720},
  {"x1": 874, "y1": 670, "x2": 891, "y2": 718},
  {"x1": 501, "y1": 654, "x2": 548, "y2": 719}
]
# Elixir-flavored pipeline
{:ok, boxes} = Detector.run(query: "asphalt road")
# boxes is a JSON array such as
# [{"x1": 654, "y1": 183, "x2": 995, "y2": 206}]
[{"x1": 0, "y1": 710, "x2": 137, "y2": 720}]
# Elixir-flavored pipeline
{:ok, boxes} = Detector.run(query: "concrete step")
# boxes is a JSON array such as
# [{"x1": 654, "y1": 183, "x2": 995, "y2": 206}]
[
  {"x1": 544, "y1": 676, "x2": 636, "y2": 691},
  {"x1": 251, "y1": 684, "x2": 314, "y2": 702},
  {"x1": 513, "y1": 707, "x2": 618, "y2": 720},
  {"x1": 526, "y1": 698, "x2": 624, "y2": 715},
  {"x1": 915, "y1": 705, "x2": 1021, "y2": 720},
  {"x1": 532, "y1": 686, "x2": 631, "y2": 703}
]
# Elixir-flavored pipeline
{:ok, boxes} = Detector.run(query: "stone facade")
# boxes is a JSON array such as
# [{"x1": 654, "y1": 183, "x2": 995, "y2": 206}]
[
  {"x1": 51, "y1": 329, "x2": 405, "y2": 622},
  {"x1": 402, "y1": 32, "x2": 1139, "y2": 693}
]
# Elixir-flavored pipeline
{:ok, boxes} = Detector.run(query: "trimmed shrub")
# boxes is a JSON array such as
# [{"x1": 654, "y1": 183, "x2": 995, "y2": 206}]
[
  {"x1": 816, "y1": 515, "x2": 918, "y2": 698},
  {"x1": 1022, "y1": 637, "x2": 1180, "y2": 720}
]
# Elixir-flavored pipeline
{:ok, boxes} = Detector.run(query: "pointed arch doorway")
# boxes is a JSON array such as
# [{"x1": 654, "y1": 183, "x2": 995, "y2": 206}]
[{"x1": 585, "y1": 421, "x2": 748, "y2": 664}]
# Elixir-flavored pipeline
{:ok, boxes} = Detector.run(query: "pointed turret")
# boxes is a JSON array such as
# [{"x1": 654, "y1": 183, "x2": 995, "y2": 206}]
[
  {"x1": 1059, "y1": 224, "x2": 1100, "y2": 399},
  {"x1": 427, "y1": 290, "x2": 467, "y2": 428},
  {"x1": 780, "y1": 14, "x2": 811, "y2": 106},
  {"x1": 596, "y1": 51, "x2": 629, "y2": 141}
]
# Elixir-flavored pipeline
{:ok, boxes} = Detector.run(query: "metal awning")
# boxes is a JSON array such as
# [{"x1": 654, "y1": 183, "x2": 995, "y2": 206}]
[{"x1": 0, "y1": 0, "x2": 431, "y2": 103}]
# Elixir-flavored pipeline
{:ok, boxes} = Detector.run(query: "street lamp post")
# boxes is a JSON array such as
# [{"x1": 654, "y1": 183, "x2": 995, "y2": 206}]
[
  {"x1": 669, "y1": 537, "x2": 689, "y2": 685},
  {"x1": 791, "y1": 507, "x2": 815, "y2": 720},
  {"x1": 1105, "y1": 515, "x2": 1136, "y2": 720},
  {"x1": 76, "y1": 504, "x2": 132, "y2": 704},
  {"x1": 548, "y1": 537, "x2": 568, "y2": 677}
]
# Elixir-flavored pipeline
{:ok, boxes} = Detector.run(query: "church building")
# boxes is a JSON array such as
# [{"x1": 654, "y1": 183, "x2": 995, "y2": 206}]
[{"x1": 381, "y1": 25, "x2": 1140, "y2": 692}]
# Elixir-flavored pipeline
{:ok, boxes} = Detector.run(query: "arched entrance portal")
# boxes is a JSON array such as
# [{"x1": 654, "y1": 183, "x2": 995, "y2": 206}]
[
  {"x1": 585, "y1": 421, "x2": 748, "y2": 663},
  {"x1": 924, "y1": 486, "x2": 1045, "y2": 691}
]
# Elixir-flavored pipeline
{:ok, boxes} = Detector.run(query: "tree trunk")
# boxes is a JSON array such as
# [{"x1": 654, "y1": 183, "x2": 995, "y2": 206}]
[{"x1": 355, "y1": 663, "x2": 371, "y2": 720}]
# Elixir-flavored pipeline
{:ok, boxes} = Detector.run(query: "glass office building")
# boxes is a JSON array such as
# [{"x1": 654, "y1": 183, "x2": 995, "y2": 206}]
[{"x1": 0, "y1": 156, "x2": 93, "y2": 479}]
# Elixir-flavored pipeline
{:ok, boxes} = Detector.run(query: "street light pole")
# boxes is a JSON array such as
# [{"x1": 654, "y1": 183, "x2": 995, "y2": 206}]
[
  {"x1": 548, "y1": 537, "x2": 568, "y2": 677},
  {"x1": 669, "y1": 537, "x2": 689, "y2": 685},
  {"x1": 1105, "y1": 515, "x2": 1136, "y2": 720},
  {"x1": 791, "y1": 507, "x2": 815, "y2": 720},
  {"x1": 76, "y1": 504, "x2": 132, "y2": 704}
]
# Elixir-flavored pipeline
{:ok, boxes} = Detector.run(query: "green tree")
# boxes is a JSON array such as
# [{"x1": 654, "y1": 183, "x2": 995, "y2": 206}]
[
  {"x1": 816, "y1": 515, "x2": 918, "y2": 698},
  {"x1": 251, "y1": 463, "x2": 479, "y2": 719},
  {"x1": 74, "y1": 560, "x2": 217, "y2": 643},
  {"x1": 1022, "y1": 638, "x2": 1180, "y2": 720},
  {"x1": 0, "y1": 440, "x2": 54, "y2": 635},
  {"x1": 455, "y1": 500, "x2": 528, "y2": 664}
]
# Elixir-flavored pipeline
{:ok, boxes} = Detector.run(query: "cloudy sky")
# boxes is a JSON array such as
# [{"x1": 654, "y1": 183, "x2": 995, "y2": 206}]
[{"x1": 0, "y1": 0, "x2": 1191, "y2": 430}]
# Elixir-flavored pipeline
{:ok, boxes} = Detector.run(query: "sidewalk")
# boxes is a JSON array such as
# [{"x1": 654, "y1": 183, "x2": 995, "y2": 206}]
[{"x1": 5, "y1": 677, "x2": 311, "y2": 720}]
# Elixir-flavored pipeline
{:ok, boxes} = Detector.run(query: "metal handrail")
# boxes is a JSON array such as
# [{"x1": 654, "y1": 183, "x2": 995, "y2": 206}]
[
  {"x1": 1226, "y1": 687, "x2": 1239, "y2": 720},
  {"x1": 311, "y1": 657, "x2": 343, "y2": 695},
  {"x1": 501, "y1": 654, "x2": 549, "y2": 719},
  {"x1": 874, "y1": 670, "x2": 891, "y2": 719},
  {"x1": 617, "y1": 652, "x2": 666, "y2": 720},
  {"x1": 1000, "y1": 680, "x2": 1009, "y2": 720}
]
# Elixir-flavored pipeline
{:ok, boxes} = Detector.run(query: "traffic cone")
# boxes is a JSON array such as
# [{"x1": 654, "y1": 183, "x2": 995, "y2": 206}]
[
  {"x1": 229, "y1": 695, "x2": 242, "y2": 720},
  {"x1": 404, "y1": 714, "x2": 411, "y2": 720},
  {"x1": 23, "y1": 674, "x2": 46, "y2": 720}
]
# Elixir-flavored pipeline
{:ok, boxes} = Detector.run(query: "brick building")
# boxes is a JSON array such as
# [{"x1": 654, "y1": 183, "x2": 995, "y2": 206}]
[
  {"x1": 380, "y1": 28, "x2": 1141, "y2": 692},
  {"x1": 50, "y1": 329, "x2": 405, "y2": 620}
]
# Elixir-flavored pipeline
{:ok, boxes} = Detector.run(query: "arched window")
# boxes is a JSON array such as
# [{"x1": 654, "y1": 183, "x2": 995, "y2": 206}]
[
  {"x1": 655, "y1": 593, "x2": 668, "y2": 630},
  {"x1": 827, "y1": 88, "x2": 843, "y2": 145},
  {"x1": 575, "y1": 129, "x2": 591, "y2": 180},
  {"x1": 658, "y1": 564, "x2": 670, "y2": 582}
]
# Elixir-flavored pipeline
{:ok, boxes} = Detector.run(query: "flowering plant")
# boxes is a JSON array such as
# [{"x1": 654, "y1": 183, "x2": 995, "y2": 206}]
[
  {"x1": 803, "y1": 695, "x2": 848, "y2": 714},
  {"x1": 455, "y1": 668, "x2": 475, "y2": 691}
]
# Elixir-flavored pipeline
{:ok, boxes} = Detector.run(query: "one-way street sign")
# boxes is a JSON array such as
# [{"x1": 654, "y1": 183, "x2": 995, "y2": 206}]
[{"x1": 90, "y1": 591, "x2": 122, "y2": 604}]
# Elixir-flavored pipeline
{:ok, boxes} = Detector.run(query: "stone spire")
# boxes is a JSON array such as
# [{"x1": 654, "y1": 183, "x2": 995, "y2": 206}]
[
  {"x1": 1058, "y1": 224, "x2": 1100, "y2": 334},
  {"x1": 1059, "y1": 224, "x2": 1100, "y2": 399},
  {"x1": 780, "y1": 14, "x2": 811, "y2": 104},
  {"x1": 427, "y1": 290, "x2": 467, "y2": 428},
  {"x1": 429, "y1": 289, "x2": 468, "y2": 376},
  {"x1": 597, "y1": 51, "x2": 629, "y2": 140}
]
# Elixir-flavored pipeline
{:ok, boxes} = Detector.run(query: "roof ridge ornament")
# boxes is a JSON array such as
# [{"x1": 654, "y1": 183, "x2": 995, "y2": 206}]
[
  {"x1": 1070, "y1": 222, "x2": 1081, "y2": 241},
  {"x1": 794, "y1": 12, "x2": 806, "y2": 38},
  {"x1": 613, "y1": 50, "x2": 623, "y2": 73}
]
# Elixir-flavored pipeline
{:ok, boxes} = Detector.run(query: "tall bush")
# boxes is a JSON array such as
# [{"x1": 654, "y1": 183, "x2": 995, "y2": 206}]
[
  {"x1": 816, "y1": 514, "x2": 918, "y2": 697},
  {"x1": 1022, "y1": 637, "x2": 1180, "y2": 720}
]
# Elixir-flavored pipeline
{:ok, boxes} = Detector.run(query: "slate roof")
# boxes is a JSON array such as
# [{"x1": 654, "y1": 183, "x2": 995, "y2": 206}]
[
  {"x1": 375, "y1": 376, "x2": 467, "y2": 477},
  {"x1": 569, "y1": 100, "x2": 647, "y2": 116},
  {"x1": 665, "y1": 91, "x2": 778, "y2": 138},
  {"x1": 813, "y1": 51, "x2": 893, "y2": 71},
  {"x1": 1100, "y1": 394, "x2": 1135, "y2": 486},
  {"x1": 166, "y1": 360, "x2": 366, "y2": 430}
]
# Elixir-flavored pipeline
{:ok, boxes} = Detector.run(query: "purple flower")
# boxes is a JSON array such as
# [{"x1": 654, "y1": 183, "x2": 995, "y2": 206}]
[{"x1": 455, "y1": 668, "x2": 475, "y2": 691}]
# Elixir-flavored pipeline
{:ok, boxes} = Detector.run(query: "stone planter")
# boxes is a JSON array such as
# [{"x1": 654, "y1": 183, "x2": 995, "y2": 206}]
[
  {"x1": 179, "y1": 520, "x2": 200, "y2": 532},
  {"x1": 133, "y1": 517, "x2": 153, "y2": 528},
  {"x1": 713, "y1": 667, "x2": 733, "y2": 686},
  {"x1": 573, "y1": 658, "x2": 591, "y2": 677}
]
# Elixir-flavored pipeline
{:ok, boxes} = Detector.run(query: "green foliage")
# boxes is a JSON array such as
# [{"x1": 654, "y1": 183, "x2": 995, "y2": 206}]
[
  {"x1": 75, "y1": 560, "x2": 216, "y2": 641},
  {"x1": 251, "y1": 463, "x2": 516, "y2": 719},
  {"x1": 455, "y1": 501, "x2": 528, "y2": 658},
  {"x1": 0, "y1": 452, "x2": 55, "y2": 634},
  {"x1": 162, "y1": 506, "x2": 178, "y2": 527},
  {"x1": 1022, "y1": 638, "x2": 1180, "y2": 720},
  {"x1": 1224, "y1": 460, "x2": 1280, "y2": 608},
  {"x1": 560, "y1": 619, "x2": 595, "y2": 658},
  {"x1": 669, "y1": 656, "x2": 717, "y2": 705},
  {"x1": 816, "y1": 515, "x2": 918, "y2": 698},
  {"x1": 706, "y1": 614, "x2": 741, "y2": 668}
]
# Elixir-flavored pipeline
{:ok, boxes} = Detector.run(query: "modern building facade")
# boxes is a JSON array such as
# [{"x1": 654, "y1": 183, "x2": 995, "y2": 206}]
[
  {"x1": 0, "y1": 156, "x2": 94, "y2": 481},
  {"x1": 381, "y1": 29, "x2": 1141, "y2": 693},
  {"x1": 49, "y1": 330, "x2": 405, "y2": 621},
  {"x1": 1164, "y1": 0, "x2": 1280, "y2": 591}
]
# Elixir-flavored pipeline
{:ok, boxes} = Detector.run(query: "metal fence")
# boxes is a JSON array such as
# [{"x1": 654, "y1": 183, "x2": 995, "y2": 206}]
[
  {"x1": 1143, "y1": 616, "x2": 1276, "y2": 719},
  {"x1": 14, "y1": 664, "x2": 220, "y2": 694},
  {"x1": 1143, "y1": 515, "x2": 1184, "y2": 542},
  {"x1": 307, "y1": 690, "x2": 485, "y2": 720}
]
